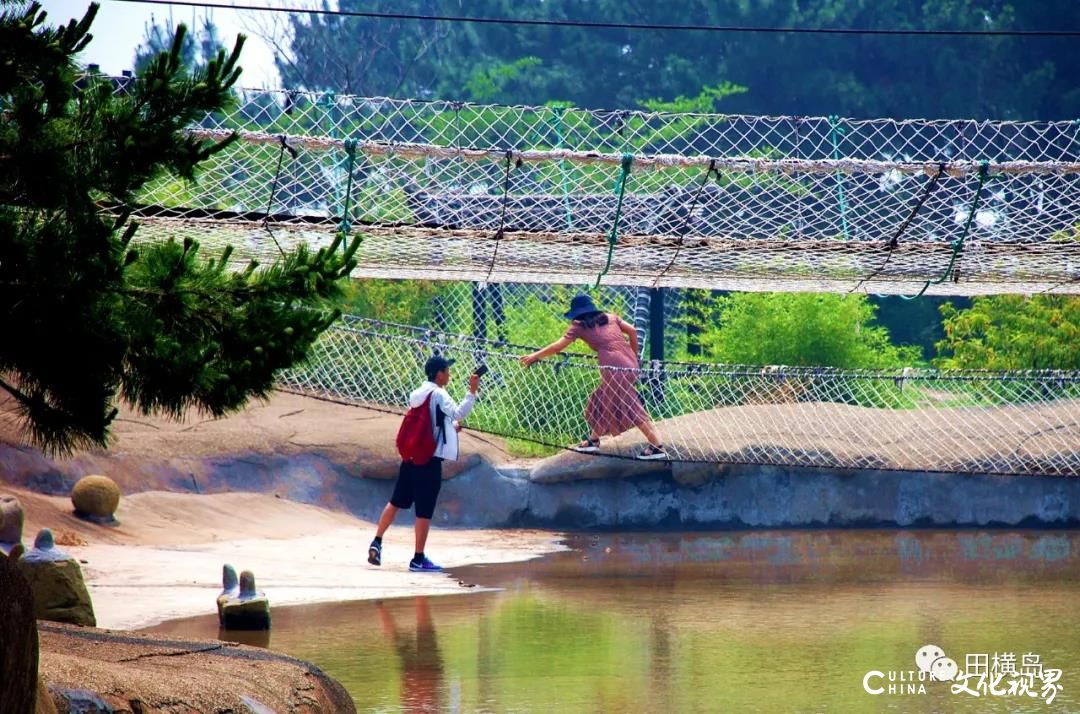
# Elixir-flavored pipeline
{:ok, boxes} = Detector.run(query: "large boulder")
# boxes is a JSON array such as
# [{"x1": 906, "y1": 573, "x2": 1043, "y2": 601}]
[
  {"x1": 0, "y1": 549, "x2": 39, "y2": 714},
  {"x1": 1, "y1": 493, "x2": 24, "y2": 553},
  {"x1": 71, "y1": 475, "x2": 121, "y2": 523},
  {"x1": 39, "y1": 622, "x2": 355, "y2": 713},
  {"x1": 16, "y1": 529, "x2": 96, "y2": 627}
]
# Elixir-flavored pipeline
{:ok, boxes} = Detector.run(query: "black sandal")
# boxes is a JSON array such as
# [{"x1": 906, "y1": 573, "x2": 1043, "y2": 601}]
[
  {"x1": 637, "y1": 444, "x2": 668, "y2": 460},
  {"x1": 573, "y1": 436, "x2": 600, "y2": 453}
]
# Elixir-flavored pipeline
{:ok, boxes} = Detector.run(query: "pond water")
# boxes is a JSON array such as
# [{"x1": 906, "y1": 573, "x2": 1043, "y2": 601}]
[{"x1": 149, "y1": 531, "x2": 1080, "y2": 713}]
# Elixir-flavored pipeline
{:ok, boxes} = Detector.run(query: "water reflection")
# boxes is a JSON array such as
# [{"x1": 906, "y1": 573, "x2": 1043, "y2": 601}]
[
  {"x1": 378, "y1": 598, "x2": 445, "y2": 713},
  {"x1": 149, "y1": 531, "x2": 1080, "y2": 713}
]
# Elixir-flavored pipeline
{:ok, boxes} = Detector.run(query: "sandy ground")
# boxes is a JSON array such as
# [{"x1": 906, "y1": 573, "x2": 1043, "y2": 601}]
[{"x1": 10, "y1": 486, "x2": 565, "y2": 631}]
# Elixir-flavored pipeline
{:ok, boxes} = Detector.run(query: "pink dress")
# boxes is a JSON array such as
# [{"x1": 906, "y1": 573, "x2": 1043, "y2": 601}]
[{"x1": 562, "y1": 313, "x2": 649, "y2": 437}]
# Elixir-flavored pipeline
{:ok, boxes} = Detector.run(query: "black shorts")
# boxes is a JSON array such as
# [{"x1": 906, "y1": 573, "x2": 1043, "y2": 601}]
[{"x1": 389, "y1": 458, "x2": 443, "y2": 519}]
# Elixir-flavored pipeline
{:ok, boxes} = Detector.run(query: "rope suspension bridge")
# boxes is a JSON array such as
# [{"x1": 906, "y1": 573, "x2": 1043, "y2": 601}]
[
  {"x1": 120, "y1": 83, "x2": 1080, "y2": 475},
  {"x1": 134, "y1": 89, "x2": 1080, "y2": 295}
]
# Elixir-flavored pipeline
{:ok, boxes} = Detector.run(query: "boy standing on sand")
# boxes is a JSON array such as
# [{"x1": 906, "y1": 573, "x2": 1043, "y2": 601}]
[{"x1": 368, "y1": 355, "x2": 479, "y2": 572}]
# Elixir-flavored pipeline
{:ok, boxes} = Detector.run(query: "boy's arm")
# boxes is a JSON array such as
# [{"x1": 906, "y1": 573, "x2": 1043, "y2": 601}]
[{"x1": 437, "y1": 386, "x2": 477, "y2": 422}]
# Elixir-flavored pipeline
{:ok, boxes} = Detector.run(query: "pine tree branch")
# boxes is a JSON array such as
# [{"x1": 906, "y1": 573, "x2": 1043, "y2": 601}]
[{"x1": 0, "y1": 376, "x2": 30, "y2": 406}]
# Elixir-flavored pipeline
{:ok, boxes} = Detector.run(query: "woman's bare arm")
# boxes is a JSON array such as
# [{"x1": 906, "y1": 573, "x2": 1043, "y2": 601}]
[
  {"x1": 617, "y1": 317, "x2": 639, "y2": 357},
  {"x1": 520, "y1": 336, "x2": 574, "y2": 367}
]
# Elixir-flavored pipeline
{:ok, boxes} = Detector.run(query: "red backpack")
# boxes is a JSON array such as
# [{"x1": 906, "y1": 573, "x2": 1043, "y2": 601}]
[{"x1": 396, "y1": 393, "x2": 443, "y2": 465}]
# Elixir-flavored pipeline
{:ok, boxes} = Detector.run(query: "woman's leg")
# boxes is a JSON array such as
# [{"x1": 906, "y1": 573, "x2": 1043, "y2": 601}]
[
  {"x1": 577, "y1": 385, "x2": 605, "y2": 447},
  {"x1": 636, "y1": 418, "x2": 662, "y2": 447}
]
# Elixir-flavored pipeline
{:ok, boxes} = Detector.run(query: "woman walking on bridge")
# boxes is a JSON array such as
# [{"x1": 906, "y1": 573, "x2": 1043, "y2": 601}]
[{"x1": 520, "y1": 294, "x2": 667, "y2": 460}]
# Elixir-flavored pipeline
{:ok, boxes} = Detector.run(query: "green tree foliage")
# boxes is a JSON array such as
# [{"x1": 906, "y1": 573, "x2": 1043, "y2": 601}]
[
  {"x1": 341, "y1": 279, "x2": 440, "y2": 325},
  {"x1": 934, "y1": 296, "x2": 1080, "y2": 370},
  {"x1": 0, "y1": 2, "x2": 359, "y2": 453},
  {"x1": 699, "y1": 293, "x2": 921, "y2": 368},
  {"x1": 277, "y1": 0, "x2": 1079, "y2": 120},
  {"x1": 134, "y1": 16, "x2": 224, "y2": 75},
  {"x1": 275, "y1": 0, "x2": 463, "y2": 97},
  {"x1": 464, "y1": 57, "x2": 543, "y2": 102}
]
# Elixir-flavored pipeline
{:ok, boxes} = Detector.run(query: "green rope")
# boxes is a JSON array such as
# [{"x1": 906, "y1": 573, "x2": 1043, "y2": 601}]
[
  {"x1": 901, "y1": 161, "x2": 992, "y2": 300},
  {"x1": 338, "y1": 138, "x2": 358, "y2": 239},
  {"x1": 594, "y1": 153, "x2": 634, "y2": 288},
  {"x1": 552, "y1": 106, "x2": 574, "y2": 230},
  {"x1": 828, "y1": 115, "x2": 850, "y2": 241},
  {"x1": 319, "y1": 90, "x2": 336, "y2": 135}
]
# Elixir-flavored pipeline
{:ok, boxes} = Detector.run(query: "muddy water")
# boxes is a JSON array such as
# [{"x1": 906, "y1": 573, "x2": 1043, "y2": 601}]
[{"x1": 149, "y1": 531, "x2": 1080, "y2": 712}]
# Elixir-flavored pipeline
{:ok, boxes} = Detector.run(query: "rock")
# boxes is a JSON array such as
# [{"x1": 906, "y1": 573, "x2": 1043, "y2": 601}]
[
  {"x1": 216, "y1": 564, "x2": 239, "y2": 625},
  {"x1": 529, "y1": 449, "x2": 669, "y2": 484},
  {"x1": 39, "y1": 622, "x2": 355, "y2": 713},
  {"x1": 0, "y1": 550, "x2": 39, "y2": 714},
  {"x1": 16, "y1": 529, "x2": 96, "y2": 627},
  {"x1": 220, "y1": 570, "x2": 271, "y2": 630},
  {"x1": 47, "y1": 688, "x2": 111, "y2": 713},
  {"x1": 1, "y1": 493, "x2": 25, "y2": 552},
  {"x1": 435, "y1": 461, "x2": 530, "y2": 527},
  {"x1": 71, "y1": 475, "x2": 121, "y2": 523}
]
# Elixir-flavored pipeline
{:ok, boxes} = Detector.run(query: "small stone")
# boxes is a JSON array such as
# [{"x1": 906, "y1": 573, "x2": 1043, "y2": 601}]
[
  {"x1": 239, "y1": 570, "x2": 257, "y2": 599},
  {"x1": 216, "y1": 564, "x2": 240, "y2": 625},
  {"x1": 34, "y1": 528, "x2": 54, "y2": 551},
  {"x1": 222, "y1": 564, "x2": 238, "y2": 591}
]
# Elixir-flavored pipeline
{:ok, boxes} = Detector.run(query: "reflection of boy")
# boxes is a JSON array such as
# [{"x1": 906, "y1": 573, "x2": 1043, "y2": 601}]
[
  {"x1": 377, "y1": 598, "x2": 444, "y2": 713},
  {"x1": 368, "y1": 355, "x2": 479, "y2": 572}
]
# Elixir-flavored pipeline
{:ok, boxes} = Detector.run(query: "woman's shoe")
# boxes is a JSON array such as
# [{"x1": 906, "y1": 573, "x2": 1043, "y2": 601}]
[
  {"x1": 573, "y1": 436, "x2": 600, "y2": 453},
  {"x1": 637, "y1": 444, "x2": 668, "y2": 460}
]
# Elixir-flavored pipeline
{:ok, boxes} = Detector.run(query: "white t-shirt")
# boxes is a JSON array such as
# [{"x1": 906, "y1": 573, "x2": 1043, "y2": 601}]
[{"x1": 406, "y1": 381, "x2": 477, "y2": 462}]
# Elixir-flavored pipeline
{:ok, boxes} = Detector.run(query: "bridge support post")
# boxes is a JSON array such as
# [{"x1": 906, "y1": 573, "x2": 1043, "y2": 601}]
[
  {"x1": 491, "y1": 283, "x2": 506, "y2": 344},
  {"x1": 648, "y1": 288, "x2": 665, "y2": 404},
  {"x1": 471, "y1": 283, "x2": 486, "y2": 340}
]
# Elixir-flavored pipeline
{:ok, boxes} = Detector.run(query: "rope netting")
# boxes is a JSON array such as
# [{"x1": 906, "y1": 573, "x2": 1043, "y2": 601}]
[
  {"x1": 127, "y1": 86, "x2": 1080, "y2": 295},
  {"x1": 278, "y1": 314, "x2": 1080, "y2": 476},
  {"x1": 351, "y1": 282, "x2": 664, "y2": 357}
]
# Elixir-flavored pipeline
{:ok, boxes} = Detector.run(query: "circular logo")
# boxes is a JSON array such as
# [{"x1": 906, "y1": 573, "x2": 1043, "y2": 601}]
[
  {"x1": 931, "y1": 657, "x2": 959, "y2": 682},
  {"x1": 916, "y1": 644, "x2": 945, "y2": 674}
]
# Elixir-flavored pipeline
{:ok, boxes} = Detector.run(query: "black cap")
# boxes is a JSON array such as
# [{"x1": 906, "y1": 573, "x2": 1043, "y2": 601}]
[{"x1": 424, "y1": 355, "x2": 455, "y2": 381}]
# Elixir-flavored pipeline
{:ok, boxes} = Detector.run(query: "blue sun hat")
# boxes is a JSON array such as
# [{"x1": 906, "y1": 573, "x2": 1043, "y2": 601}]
[{"x1": 564, "y1": 294, "x2": 601, "y2": 320}]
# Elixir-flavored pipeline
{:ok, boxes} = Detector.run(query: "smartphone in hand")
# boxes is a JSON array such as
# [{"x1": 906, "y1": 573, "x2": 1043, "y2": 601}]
[{"x1": 474, "y1": 364, "x2": 489, "y2": 378}]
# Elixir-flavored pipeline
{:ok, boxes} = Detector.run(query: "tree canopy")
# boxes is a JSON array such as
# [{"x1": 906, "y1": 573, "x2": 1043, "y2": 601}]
[
  {"x1": 0, "y1": 1, "x2": 359, "y2": 453},
  {"x1": 935, "y1": 296, "x2": 1080, "y2": 370},
  {"x1": 695, "y1": 293, "x2": 922, "y2": 369},
  {"x1": 275, "y1": 0, "x2": 1080, "y2": 120},
  {"x1": 134, "y1": 16, "x2": 225, "y2": 75}
]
